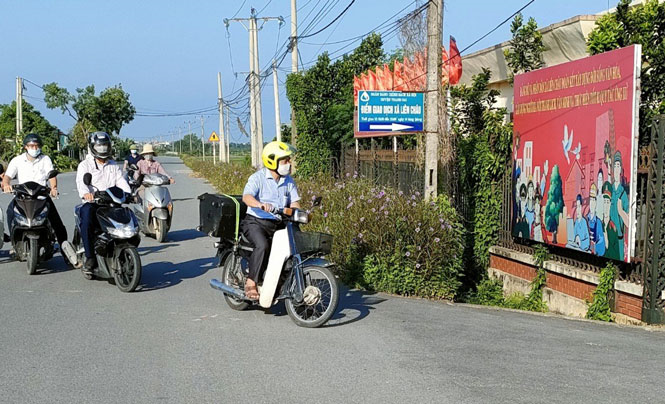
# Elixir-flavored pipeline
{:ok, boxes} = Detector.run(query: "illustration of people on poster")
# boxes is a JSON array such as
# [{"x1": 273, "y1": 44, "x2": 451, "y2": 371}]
[{"x1": 511, "y1": 45, "x2": 641, "y2": 263}]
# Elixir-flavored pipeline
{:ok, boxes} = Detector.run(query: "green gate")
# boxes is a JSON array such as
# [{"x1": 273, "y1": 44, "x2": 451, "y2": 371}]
[{"x1": 643, "y1": 116, "x2": 665, "y2": 324}]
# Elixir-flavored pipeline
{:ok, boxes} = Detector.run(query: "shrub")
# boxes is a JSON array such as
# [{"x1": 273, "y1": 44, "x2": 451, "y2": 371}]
[{"x1": 184, "y1": 159, "x2": 465, "y2": 300}]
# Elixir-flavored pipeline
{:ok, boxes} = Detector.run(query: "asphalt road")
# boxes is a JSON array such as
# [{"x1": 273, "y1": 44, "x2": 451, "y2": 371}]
[{"x1": 1, "y1": 156, "x2": 664, "y2": 404}]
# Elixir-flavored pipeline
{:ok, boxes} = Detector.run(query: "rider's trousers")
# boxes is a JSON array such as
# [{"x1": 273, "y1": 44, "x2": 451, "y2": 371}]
[
  {"x1": 241, "y1": 215, "x2": 282, "y2": 283},
  {"x1": 79, "y1": 203, "x2": 99, "y2": 259}
]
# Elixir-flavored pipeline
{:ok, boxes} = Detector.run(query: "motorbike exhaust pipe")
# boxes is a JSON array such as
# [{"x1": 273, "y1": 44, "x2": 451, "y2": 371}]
[{"x1": 210, "y1": 279, "x2": 246, "y2": 300}]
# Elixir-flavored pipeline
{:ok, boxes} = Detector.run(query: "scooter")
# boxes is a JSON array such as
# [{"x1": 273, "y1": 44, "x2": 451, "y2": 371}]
[
  {"x1": 70, "y1": 173, "x2": 142, "y2": 292},
  {"x1": 7, "y1": 169, "x2": 60, "y2": 274},
  {"x1": 209, "y1": 197, "x2": 339, "y2": 328},
  {"x1": 130, "y1": 172, "x2": 173, "y2": 243}
]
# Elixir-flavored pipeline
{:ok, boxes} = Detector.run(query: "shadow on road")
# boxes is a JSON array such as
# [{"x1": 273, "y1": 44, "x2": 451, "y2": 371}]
[
  {"x1": 36, "y1": 256, "x2": 73, "y2": 275},
  {"x1": 138, "y1": 243, "x2": 178, "y2": 255},
  {"x1": 172, "y1": 197, "x2": 195, "y2": 202},
  {"x1": 322, "y1": 286, "x2": 387, "y2": 328},
  {"x1": 138, "y1": 256, "x2": 216, "y2": 292},
  {"x1": 165, "y1": 229, "x2": 206, "y2": 242}
]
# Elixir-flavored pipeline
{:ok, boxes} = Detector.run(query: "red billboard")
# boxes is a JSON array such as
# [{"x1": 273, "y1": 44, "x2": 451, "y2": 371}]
[{"x1": 512, "y1": 45, "x2": 641, "y2": 262}]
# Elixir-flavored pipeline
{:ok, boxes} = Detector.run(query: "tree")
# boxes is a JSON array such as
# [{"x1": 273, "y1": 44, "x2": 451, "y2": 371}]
[
  {"x1": 43, "y1": 83, "x2": 136, "y2": 147},
  {"x1": 286, "y1": 34, "x2": 385, "y2": 177},
  {"x1": 503, "y1": 13, "x2": 545, "y2": 84},
  {"x1": 0, "y1": 100, "x2": 62, "y2": 161},
  {"x1": 587, "y1": 0, "x2": 665, "y2": 145},
  {"x1": 545, "y1": 165, "x2": 565, "y2": 244}
]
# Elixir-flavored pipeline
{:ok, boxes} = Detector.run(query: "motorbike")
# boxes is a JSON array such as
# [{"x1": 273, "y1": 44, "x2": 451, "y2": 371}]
[
  {"x1": 70, "y1": 173, "x2": 142, "y2": 292},
  {"x1": 209, "y1": 197, "x2": 339, "y2": 328},
  {"x1": 7, "y1": 169, "x2": 60, "y2": 274},
  {"x1": 129, "y1": 172, "x2": 173, "y2": 243}
]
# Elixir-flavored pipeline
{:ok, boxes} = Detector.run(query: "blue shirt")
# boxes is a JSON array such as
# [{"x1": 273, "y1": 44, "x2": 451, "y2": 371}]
[
  {"x1": 243, "y1": 168, "x2": 300, "y2": 220},
  {"x1": 126, "y1": 153, "x2": 143, "y2": 166}
]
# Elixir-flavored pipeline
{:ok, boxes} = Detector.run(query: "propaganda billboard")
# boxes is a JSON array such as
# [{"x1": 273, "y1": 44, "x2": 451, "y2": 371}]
[{"x1": 512, "y1": 45, "x2": 641, "y2": 262}]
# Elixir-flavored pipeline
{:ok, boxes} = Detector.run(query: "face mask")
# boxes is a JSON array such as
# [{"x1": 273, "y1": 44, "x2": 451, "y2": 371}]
[
  {"x1": 277, "y1": 163, "x2": 291, "y2": 176},
  {"x1": 130, "y1": 150, "x2": 137, "y2": 155},
  {"x1": 28, "y1": 148, "x2": 41, "y2": 158},
  {"x1": 145, "y1": 154, "x2": 153, "y2": 161}
]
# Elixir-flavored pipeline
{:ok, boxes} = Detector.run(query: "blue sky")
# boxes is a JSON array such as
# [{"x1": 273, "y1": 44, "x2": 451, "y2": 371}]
[{"x1": 0, "y1": 0, "x2": 613, "y2": 144}]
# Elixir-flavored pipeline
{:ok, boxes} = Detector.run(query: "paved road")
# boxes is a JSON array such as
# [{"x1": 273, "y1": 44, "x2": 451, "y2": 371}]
[{"x1": 1, "y1": 156, "x2": 664, "y2": 404}]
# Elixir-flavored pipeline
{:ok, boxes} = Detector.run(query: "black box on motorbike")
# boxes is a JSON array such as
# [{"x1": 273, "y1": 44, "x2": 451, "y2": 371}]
[{"x1": 197, "y1": 193, "x2": 247, "y2": 240}]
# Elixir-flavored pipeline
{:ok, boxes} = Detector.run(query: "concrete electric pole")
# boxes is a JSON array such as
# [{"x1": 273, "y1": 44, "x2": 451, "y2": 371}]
[
  {"x1": 290, "y1": 0, "x2": 298, "y2": 147},
  {"x1": 16, "y1": 76, "x2": 23, "y2": 142},
  {"x1": 273, "y1": 60, "x2": 281, "y2": 142},
  {"x1": 424, "y1": 0, "x2": 443, "y2": 200},
  {"x1": 218, "y1": 72, "x2": 227, "y2": 163},
  {"x1": 200, "y1": 115, "x2": 205, "y2": 161},
  {"x1": 225, "y1": 9, "x2": 283, "y2": 167}
]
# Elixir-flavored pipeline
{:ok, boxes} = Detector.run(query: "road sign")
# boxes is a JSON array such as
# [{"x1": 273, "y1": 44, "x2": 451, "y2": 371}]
[
  {"x1": 355, "y1": 90, "x2": 424, "y2": 138},
  {"x1": 209, "y1": 131, "x2": 220, "y2": 142}
]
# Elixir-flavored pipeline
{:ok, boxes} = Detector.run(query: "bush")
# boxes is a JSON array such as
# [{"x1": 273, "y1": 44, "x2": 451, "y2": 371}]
[{"x1": 184, "y1": 159, "x2": 465, "y2": 300}]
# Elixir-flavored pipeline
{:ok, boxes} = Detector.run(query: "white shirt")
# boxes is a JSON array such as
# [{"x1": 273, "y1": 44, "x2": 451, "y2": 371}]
[
  {"x1": 5, "y1": 153, "x2": 54, "y2": 186},
  {"x1": 76, "y1": 154, "x2": 131, "y2": 200}
]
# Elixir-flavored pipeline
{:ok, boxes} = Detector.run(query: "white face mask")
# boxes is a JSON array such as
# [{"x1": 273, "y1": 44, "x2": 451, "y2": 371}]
[
  {"x1": 145, "y1": 154, "x2": 153, "y2": 161},
  {"x1": 130, "y1": 150, "x2": 137, "y2": 155},
  {"x1": 277, "y1": 163, "x2": 291, "y2": 176},
  {"x1": 27, "y1": 148, "x2": 41, "y2": 158}
]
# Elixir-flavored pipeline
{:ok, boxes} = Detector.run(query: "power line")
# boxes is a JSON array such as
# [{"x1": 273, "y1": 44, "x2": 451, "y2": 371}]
[{"x1": 299, "y1": 0, "x2": 355, "y2": 39}]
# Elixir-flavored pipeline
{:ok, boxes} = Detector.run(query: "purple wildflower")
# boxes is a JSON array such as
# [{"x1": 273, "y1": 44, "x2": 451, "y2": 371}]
[
  {"x1": 358, "y1": 233, "x2": 364, "y2": 239},
  {"x1": 415, "y1": 227, "x2": 420, "y2": 233},
  {"x1": 434, "y1": 237, "x2": 440, "y2": 243},
  {"x1": 405, "y1": 251, "x2": 411, "y2": 257},
  {"x1": 324, "y1": 212, "x2": 328, "y2": 218},
  {"x1": 346, "y1": 202, "x2": 353, "y2": 209},
  {"x1": 416, "y1": 263, "x2": 421, "y2": 269},
  {"x1": 360, "y1": 217, "x2": 365, "y2": 222}
]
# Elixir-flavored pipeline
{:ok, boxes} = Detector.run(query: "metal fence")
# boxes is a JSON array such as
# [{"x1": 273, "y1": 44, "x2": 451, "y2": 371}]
[{"x1": 341, "y1": 147, "x2": 424, "y2": 195}]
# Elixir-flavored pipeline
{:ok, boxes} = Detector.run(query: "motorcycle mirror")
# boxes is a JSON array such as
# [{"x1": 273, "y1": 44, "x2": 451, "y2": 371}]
[
  {"x1": 83, "y1": 173, "x2": 93, "y2": 186},
  {"x1": 47, "y1": 170, "x2": 59, "y2": 179},
  {"x1": 129, "y1": 164, "x2": 138, "y2": 171},
  {"x1": 313, "y1": 196, "x2": 322, "y2": 207}
]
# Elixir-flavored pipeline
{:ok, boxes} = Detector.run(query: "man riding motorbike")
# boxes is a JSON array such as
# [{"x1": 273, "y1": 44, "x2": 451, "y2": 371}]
[
  {"x1": 76, "y1": 132, "x2": 131, "y2": 273},
  {"x1": 123, "y1": 144, "x2": 143, "y2": 172},
  {"x1": 2, "y1": 133, "x2": 76, "y2": 262},
  {"x1": 240, "y1": 141, "x2": 300, "y2": 300}
]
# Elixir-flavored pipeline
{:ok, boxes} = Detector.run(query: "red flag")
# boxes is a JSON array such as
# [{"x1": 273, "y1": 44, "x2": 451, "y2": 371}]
[
  {"x1": 440, "y1": 46, "x2": 450, "y2": 87},
  {"x1": 361, "y1": 72, "x2": 369, "y2": 90},
  {"x1": 393, "y1": 59, "x2": 406, "y2": 91},
  {"x1": 414, "y1": 51, "x2": 427, "y2": 90},
  {"x1": 402, "y1": 56, "x2": 415, "y2": 91},
  {"x1": 375, "y1": 66, "x2": 386, "y2": 90},
  {"x1": 448, "y1": 36, "x2": 462, "y2": 85},
  {"x1": 367, "y1": 69, "x2": 378, "y2": 90},
  {"x1": 353, "y1": 75, "x2": 360, "y2": 105},
  {"x1": 383, "y1": 64, "x2": 394, "y2": 90}
]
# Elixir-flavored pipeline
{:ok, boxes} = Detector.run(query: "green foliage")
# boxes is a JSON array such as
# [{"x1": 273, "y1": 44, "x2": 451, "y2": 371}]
[
  {"x1": 587, "y1": 0, "x2": 665, "y2": 145},
  {"x1": 43, "y1": 82, "x2": 136, "y2": 145},
  {"x1": 185, "y1": 158, "x2": 465, "y2": 300},
  {"x1": 467, "y1": 278, "x2": 505, "y2": 306},
  {"x1": 545, "y1": 165, "x2": 564, "y2": 235},
  {"x1": 286, "y1": 34, "x2": 385, "y2": 177},
  {"x1": 453, "y1": 69, "x2": 513, "y2": 283},
  {"x1": 503, "y1": 13, "x2": 545, "y2": 84},
  {"x1": 586, "y1": 262, "x2": 618, "y2": 322},
  {"x1": 0, "y1": 100, "x2": 63, "y2": 161}
]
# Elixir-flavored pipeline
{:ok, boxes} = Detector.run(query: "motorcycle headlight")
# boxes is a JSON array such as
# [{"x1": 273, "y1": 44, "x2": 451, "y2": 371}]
[
  {"x1": 14, "y1": 210, "x2": 29, "y2": 226},
  {"x1": 108, "y1": 225, "x2": 138, "y2": 239},
  {"x1": 32, "y1": 211, "x2": 48, "y2": 226},
  {"x1": 293, "y1": 210, "x2": 310, "y2": 224}
]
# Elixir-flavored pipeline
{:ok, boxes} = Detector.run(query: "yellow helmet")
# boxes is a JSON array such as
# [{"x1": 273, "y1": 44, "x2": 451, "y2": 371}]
[{"x1": 262, "y1": 141, "x2": 294, "y2": 170}]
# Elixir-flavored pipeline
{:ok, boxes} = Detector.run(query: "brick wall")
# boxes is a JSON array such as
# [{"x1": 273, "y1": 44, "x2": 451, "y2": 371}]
[{"x1": 489, "y1": 252, "x2": 643, "y2": 321}]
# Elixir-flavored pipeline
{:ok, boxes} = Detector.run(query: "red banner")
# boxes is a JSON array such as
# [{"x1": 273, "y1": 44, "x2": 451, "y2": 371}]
[{"x1": 512, "y1": 45, "x2": 641, "y2": 262}]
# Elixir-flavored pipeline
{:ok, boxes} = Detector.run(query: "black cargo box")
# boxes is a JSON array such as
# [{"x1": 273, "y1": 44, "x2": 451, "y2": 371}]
[{"x1": 197, "y1": 193, "x2": 247, "y2": 240}]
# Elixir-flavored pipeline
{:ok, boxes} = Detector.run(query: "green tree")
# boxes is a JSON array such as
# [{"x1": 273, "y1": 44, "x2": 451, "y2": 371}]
[
  {"x1": 503, "y1": 13, "x2": 545, "y2": 84},
  {"x1": 43, "y1": 83, "x2": 136, "y2": 148},
  {"x1": 0, "y1": 100, "x2": 62, "y2": 161},
  {"x1": 587, "y1": 0, "x2": 665, "y2": 145},
  {"x1": 545, "y1": 165, "x2": 564, "y2": 244},
  {"x1": 286, "y1": 33, "x2": 385, "y2": 177}
]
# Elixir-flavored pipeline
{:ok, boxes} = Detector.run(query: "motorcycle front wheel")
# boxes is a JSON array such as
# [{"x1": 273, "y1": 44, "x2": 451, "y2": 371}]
[
  {"x1": 154, "y1": 217, "x2": 168, "y2": 243},
  {"x1": 113, "y1": 247, "x2": 142, "y2": 292},
  {"x1": 221, "y1": 253, "x2": 249, "y2": 311},
  {"x1": 285, "y1": 265, "x2": 338, "y2": 328},
  {"x1": 26, "y1": 238, "x2": 39, "y2": 275}
]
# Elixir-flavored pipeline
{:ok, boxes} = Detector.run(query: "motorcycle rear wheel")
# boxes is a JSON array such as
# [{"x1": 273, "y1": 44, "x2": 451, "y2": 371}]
[
  {"x1": 221, "y1": 253, "x2": 249, "y2": 311},
  {"x1": 26, "y1": 238, "x2": 39, "y2": 275},
  {"x1": 285, "y1": 266, "x2": 338, "y2": 328},
  {"x1": 113, "y1": 247, "x2": 142, "y2": 292}
]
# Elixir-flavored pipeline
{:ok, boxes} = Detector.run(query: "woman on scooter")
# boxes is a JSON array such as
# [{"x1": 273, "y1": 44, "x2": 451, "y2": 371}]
[
  {"x1": 241, "y1": 141, "x2": 300, "y2": 300},
  {"x1": 134, "y1": 144, "x2": 175, "y2": 199}
]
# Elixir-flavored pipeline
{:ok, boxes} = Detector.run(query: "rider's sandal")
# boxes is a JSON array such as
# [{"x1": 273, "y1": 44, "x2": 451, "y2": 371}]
[{"x1": 245, "y1": 284, "x2": 260, "y2": 301}]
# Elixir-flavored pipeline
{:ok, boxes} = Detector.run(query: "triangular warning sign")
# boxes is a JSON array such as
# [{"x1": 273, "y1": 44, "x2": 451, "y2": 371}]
[{"x1": 209, "y1": 131, "x2": 220, "y2": 142}]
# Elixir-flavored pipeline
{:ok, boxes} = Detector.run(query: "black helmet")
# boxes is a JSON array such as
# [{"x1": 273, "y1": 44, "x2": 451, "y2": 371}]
[
  {"x1": 23, "y1": 133, "x2": 42, "y2": 146},
  {"x1": 88, "y1": 131, "x2": 113, "y2": 159}
]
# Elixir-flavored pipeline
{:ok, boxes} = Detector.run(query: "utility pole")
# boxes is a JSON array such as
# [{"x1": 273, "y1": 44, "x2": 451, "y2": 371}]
[
  {"x1": 424, "y1": 0, "x2": 443, "y2": 200},
  {"x1": 273, "y1": 60, "x2": 281, "y2": 142},
  {"x1": 218, "y1": 72, "x2": 227, "y2": 163},
  {"x1": 290, "y1": 0, "x2": 298, "y2": 147},
  {"x1": 178, "y1": 127, "x2": 182, "y2": 154},
  {"x1": 15, "y1": 76, "x2": 23, "y2": 142},
  {"x1": 188, "y1": 121, "x2": 192, "y2": 153},
  {"x1": 225, "y1": 9, "x2": 283, "y2": 167},
  {"x1": 200, "y1": 115, "x2": 205, "y2": 161},
  {"x1": 225, "y1": 105, "x2": 231, "y2": 163}
]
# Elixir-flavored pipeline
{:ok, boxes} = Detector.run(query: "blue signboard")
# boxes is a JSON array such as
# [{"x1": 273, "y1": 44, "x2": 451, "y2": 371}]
[{"x1": 356, "y1": 90, "x2": 424, "y2": 136}]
